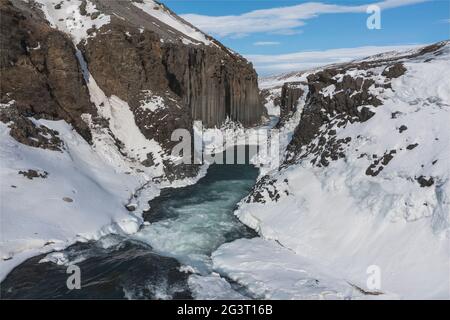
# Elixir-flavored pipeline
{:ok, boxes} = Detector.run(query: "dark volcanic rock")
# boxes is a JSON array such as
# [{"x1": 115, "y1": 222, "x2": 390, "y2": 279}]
[
  {"x1": 277, "y1": 42, "x2": 447, "y2": 170},
  {"x1": 1, "y1": 0, "x2": 264, "y2": 181},
  {"x1": 365, "y1": 150, "x2": 396, "y2": 176},
  {"x1": 416, "y1": 176, "x2": 434, "y2": 188},
  {"x1": 18, "y1": 169, "x2": 48, "y2": 180},
  {"x1": 162, "y1": 160, "x2": 200, "y2": 182},
  {"x1": 280, "y1": 42, "x2": 446, "y2": 169},
  {"x1": 382, "y1": 63, "x2": 406, "y2": 78},
  {"x1": 73, "y1": 1, "x2": 264, "y2": 180},
  {"x1": 246, "y1": 176, "x2": 282, "y2": 204},
  {"x1": 286, "y1": 42, "x2": 445, "y2": 168},
  {"x1": 0, "y1": 107, "x2": 64, "y2": 151},
  {"x1": 80, "y1": 24, "x2": 262, "y2": 129},
  {"x1": 399, "y1": 125, "x2": 408, "y2": 133},
  {"x1": 0, "y1": 0, "x2": 94, "y2": 142},
  {"x1": 280, "y1": 82, "x2": 305, "y2": 118}
]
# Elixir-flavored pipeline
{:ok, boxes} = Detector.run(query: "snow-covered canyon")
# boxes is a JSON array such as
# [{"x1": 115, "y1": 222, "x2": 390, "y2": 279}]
[{"x1": 1, "y1": 0, "x2": 449, "y2": 300}]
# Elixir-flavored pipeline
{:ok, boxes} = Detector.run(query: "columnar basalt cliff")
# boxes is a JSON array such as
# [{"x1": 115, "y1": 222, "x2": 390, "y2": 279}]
[
  {"x1": 161, "y1": 43, "x2": 262, "y2": 128},
  {"x1": 1, "y1": 0, "x2": 263, "y2": 159},
  {"x1": 80, "y1": 23, "x2": 262, "y2": 131},
  {"x1": 81, "y1": 0, "x2": 262, "y2": 129}
]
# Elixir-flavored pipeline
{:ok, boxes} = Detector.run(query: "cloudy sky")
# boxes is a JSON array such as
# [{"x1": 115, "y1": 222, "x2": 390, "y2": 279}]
[{"x1": 164, "y1": 0, "x2": 449, "y2": 75}]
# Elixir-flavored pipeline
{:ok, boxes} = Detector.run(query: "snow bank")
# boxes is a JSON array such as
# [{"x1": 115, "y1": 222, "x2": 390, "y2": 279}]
[
  {"x1": 225, "y1": 44, "x2": 450, "y2": 299},
  {"x1": 0, "y1": 119, "x2": 144, "y2": 281},
  {"x1": 0, "y1": 111, "x2": 206, "y2": 281},
  {"x1": 212, "y1": 238, "x2": 398, "y2": 299}
]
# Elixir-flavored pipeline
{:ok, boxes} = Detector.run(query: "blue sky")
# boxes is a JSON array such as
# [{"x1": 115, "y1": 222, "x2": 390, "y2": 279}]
[{"x1": 162, "y1": 0, "x2": 450, "y2": 75}]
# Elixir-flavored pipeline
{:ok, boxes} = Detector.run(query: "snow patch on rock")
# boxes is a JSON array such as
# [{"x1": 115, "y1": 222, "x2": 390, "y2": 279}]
[
  {"x1": 132, "y1": 0, "x2": 211, "y2": 46},
  {"x1": 33, "y1": 0, "x2": 110, "y2": 44}
]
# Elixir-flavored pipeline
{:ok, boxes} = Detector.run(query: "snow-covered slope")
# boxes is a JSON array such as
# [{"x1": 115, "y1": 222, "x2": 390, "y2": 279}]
[
  {"x1": 31, "y1": 0, "x2": 215, "y2": 46},
  {"x1": 32, "y1": 0, "x2": 111, "y2": 44},
  {"x1": 214, "y1": 41, "x2": 450, "y2": 299},
  {"x1": 0, "y1": 117, "x2": 141, "y2": 280},
  {"x1": 131, "y1": 0, "x2": 212, "y2": 45},
  {"x1": 0, "y1": 100, "x2": 205, "y2": 282}
]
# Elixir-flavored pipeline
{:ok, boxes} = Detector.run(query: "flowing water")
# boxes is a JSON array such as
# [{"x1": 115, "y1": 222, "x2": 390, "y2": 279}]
[{"x1": 0, "y1": 150, "x2": 259, "y2": 299}]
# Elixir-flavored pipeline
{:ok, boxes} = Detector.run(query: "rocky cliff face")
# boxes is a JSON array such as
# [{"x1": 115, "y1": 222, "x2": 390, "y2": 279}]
[
  {"x1": 1, "y1": 0, "x2": 263, "y2": 179},
  {"x1": 80, "y1": 0, "x2": 262, "y2": 129},
  {"x1": 161, "y1": 43, "x2": 262, "y2": 127},
  {"x1": 250, "y1": 42, "x2": 448, "y2": 203},
  {"x1": 280, "y1": 82, "x2": 305, "y2": 119},
  {"x1": 0, "y1": 0, "x2": 94, "y2": 142}
]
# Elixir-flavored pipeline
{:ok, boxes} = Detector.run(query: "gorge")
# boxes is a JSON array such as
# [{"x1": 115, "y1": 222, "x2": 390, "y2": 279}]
[{"x1": 1, "y1": 0, "x2": 449, "y2": 300}]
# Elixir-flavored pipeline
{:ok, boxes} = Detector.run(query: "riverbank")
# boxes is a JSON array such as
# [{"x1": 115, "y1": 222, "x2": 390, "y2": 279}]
[{"x1": 1, "y1": 150, "x2": 260, "y2": 299}]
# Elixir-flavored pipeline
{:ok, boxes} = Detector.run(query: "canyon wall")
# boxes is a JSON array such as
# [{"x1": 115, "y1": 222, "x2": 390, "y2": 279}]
[
  {"x1": 0, "y1": 0, "x2": 94, "y2": 142},
  {"x1": 82, "y1": 0, "x2": 263, "y2": 128},
  {"x1": 1, "y1": 0, "x2": 264, "y2": 157}
]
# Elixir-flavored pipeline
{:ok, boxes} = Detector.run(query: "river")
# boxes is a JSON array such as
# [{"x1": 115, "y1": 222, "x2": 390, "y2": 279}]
[{"x1": 0, "y1": 149, "x2": 259, "y2": 299}]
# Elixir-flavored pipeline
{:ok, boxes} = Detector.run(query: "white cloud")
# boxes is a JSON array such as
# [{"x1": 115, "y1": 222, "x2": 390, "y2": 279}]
[
  {"x1": 253, "y1": 41, "x2": 281, "y2": 46},
  {"x1": 247, "y1": 44, "x2": 424, "y2": 75},
  {"x1": 181, "y1": 0, "x2": 430, "y2": 38}
]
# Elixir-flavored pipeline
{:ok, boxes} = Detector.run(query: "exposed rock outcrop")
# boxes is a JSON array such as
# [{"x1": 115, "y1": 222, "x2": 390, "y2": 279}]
[
  {"x1": 0, "y1": 108, "x2": 64, "y2": 151},
  {"x1": 80, "y1": 0, "x2": 263, "y2": 129},
  {"x1": 286, "y1": 67, "x2": 382, "y2": 166},
  {"x1": 18, "y1": 169, "x2": 49, "y2": 180},
  {"x1": 161, "y1": 43, "x2": 262, "y2": 127},
  {"x1": 228, "y1": 41, "x2": 450, "y2": 300},
  {"x1": 382, "y1": 62, "x2": 406, "y2": 78},
  {"x1": 0, "y1": 0, "x2": 94, "y2": 142},
  {"x1": 280, "y1": 82, "x2": 305, "y2": 117},
  {"x1": 283, "y1": 42, "x2": 448, "y2": 167},
  {"x1": 1, "y1": 0, "x2": 264, "y2": 181}
]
